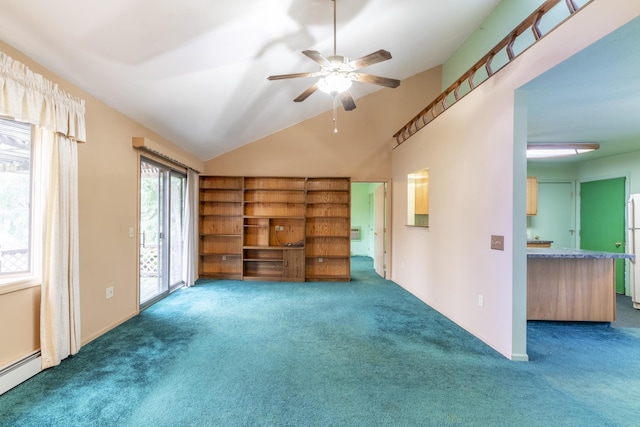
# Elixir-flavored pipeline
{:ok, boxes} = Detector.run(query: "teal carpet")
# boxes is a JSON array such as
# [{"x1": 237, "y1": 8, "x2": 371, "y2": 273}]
[{"x1": 2, "y1": 256, "x2": 640, "y2": 426}]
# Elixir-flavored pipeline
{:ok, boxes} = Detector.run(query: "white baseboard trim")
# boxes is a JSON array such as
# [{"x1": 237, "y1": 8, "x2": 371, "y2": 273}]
[{"x1": 0, "y1": 352, "x2": 41, "y2": 395}]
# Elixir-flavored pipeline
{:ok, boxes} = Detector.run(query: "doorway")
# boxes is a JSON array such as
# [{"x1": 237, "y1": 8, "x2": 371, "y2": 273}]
[
  {"x1": 527, "y1": 181, "x2": 576, "y2": 248},
  {"x1": 139, "y1": 158, "x2": 186, "y2": 308},
  {"x1": 580, "y1": 177, "x2": 626, "y2": 294},
  {"x1": 351, "y1": 182, "x2": 388, "y2": 279}
]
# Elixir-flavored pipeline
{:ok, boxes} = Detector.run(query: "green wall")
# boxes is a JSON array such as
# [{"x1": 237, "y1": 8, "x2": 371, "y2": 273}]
[
  {"x1": 351, "y1": 183, "x2": 374, "y2": 257},
  {"x1": 442, "y1": 0, "x2": 543, "y2": 89},
  {"x1": 441, "y1": 0, "x2": 592, "y2": 90}
]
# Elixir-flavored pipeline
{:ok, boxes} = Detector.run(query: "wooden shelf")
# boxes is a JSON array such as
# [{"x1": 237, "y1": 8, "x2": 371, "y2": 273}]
[
  {"x1": 198, "y1": 176, "x2": 244, "y2": 277},
  {"x1": 305, "y1": 178, "x2": 350, "y2": 281},
  {"x1": 198, "y1": 176, "x2": 350, "y2": 281}
]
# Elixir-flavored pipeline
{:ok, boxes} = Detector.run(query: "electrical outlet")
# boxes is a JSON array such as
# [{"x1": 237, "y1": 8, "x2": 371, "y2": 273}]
[
  {"x1": 129, "y1": 227, "x2": 134, "y2": 238},
  {"x1": 319, "y1": 257, "x2": 324, "y2": 263},
  {"x1": 478, "y1": 294, "x2": 484, "y2": 307},
  {"x1": 106, "y1": 286, "x2": 114, "y2": 299},
  {"x1": 222, "y1": 255, "x2": 227, "y2": 261}
]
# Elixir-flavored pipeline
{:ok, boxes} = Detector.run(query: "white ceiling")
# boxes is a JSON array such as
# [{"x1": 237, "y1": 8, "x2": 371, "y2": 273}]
[
  {"x1": 1, "y1": 1, "x2": 638, "y2": 163},
  {"x1": 0, "y1": 0, "x2": 503, "y2": 160},
  {"x1": 524, "y1": 15, "x2": 640, "y2": 163}
]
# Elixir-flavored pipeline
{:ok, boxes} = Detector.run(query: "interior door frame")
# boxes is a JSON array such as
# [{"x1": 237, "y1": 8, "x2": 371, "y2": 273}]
[{"x1": 351, "y1": 180, "x2": 391, "y2": 278}]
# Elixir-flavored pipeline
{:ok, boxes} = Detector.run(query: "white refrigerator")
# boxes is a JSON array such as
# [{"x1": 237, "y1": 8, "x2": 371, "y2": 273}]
[{"x1": 627, "y1": 194, "x2": 640, "y2": 309}]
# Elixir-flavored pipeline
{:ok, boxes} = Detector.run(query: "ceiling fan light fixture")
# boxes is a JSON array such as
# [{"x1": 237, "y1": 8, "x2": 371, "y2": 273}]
[
  {"x1": 266, "y1": 0, "x2": 399, "y2": 123},
  {"x1": 318, "y1": 72, "x2": 352, "y2": 96}
]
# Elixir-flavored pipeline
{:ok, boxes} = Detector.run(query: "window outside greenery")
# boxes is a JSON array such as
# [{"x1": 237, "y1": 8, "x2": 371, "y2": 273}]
[{"x1": 0, "y1": 117, "x2": 32, "y2": 274}]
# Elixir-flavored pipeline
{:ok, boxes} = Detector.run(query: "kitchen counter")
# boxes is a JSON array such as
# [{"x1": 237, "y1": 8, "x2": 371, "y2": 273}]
[
  {"x1": 527, "y1": 240, "x2": 553, "y2": 248},
  {"x1": 527, "y1": 247, "x2": 634, "y2": 259},
  {"x1": 527, "y1": 248, "x2": 633, "y2": 322}
]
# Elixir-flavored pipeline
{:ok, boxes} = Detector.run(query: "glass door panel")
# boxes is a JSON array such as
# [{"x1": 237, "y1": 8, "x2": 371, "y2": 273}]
[
  {"x1": 139, "y1": 158, "x2": 186, "y2": 308},
  {"x1": 169, "y1": 172, "x2": 185, "y2": 291},
  {"x1": 140, "y1": 160, "x2": 166, "y2": 305}
]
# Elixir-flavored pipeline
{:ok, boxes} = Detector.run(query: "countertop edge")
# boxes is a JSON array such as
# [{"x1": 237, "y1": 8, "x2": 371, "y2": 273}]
[{"x1": 527, "y1": 248, "x2": 634, "y2": 259}]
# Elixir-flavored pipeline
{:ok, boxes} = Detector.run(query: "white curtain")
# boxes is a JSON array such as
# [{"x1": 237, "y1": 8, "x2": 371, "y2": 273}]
[
  {"x1": 39, "y1": 131, "x2": 81, "y2": 368},
  {"x1": 1, "y1": 51, "x2": 85, "y2": 369},
  {"x1": 0, "y1": 52, "x2": 86, "y2": 141},
  {"x1": 183, "y1": 169, "x2": 199, "y2": 287}
]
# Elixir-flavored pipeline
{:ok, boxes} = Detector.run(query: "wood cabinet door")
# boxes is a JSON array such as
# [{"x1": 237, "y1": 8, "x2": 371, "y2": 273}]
[
  {"x1": 284, "y1": 249, "x2": 305, "y2": 281},
  {"x1": 526, "y1": 177, "x2": 538, "y2": 215},
  {"x1": 414, "y1": 176, "x2": 429, "y2": 215}
]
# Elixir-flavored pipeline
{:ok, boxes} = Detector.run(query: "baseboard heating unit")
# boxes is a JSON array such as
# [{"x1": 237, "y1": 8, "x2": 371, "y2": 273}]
[{"x1": 0, "y1": 352, "x2": 41, "y2": 395}]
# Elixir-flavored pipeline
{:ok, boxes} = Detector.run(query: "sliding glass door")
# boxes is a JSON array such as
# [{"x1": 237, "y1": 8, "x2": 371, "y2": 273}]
[{"x1": 139, "y1": 158, "x2": 186, "y2": 308}]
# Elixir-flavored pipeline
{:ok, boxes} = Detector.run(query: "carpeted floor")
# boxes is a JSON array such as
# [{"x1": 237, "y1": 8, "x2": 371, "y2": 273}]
[
  {"x1": 613, "y1": 294, "x2": 640, "y2": 329},
  {"x1": 1, "y1": 256, "x2": 640, "y2": 426}
]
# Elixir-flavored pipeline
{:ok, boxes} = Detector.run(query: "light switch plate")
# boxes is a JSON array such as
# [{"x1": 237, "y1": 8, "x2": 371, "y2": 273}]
[{"x1": 491, "y1": 235, "x2": 504, "y2": 251}]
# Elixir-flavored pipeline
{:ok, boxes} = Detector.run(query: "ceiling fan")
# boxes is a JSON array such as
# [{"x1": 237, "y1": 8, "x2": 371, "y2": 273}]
[{"x1": 267, "y1": 0, "x2": 400, "y2": 113}]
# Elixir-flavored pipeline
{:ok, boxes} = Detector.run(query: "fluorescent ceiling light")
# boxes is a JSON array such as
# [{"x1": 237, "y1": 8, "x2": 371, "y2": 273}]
[{"x1": 527, "y1": 143, "x2": 599, "y2": 159}]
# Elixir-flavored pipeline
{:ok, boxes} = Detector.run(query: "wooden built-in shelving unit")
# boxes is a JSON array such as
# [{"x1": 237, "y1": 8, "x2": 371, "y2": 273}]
[
  {"x1": 242, "y1": 177, "x2": 306, "y2": 282},
  {"x1": 199, "y1": 176, "x2": 244, "y2": 279},
  {"x1": 198, "y1": 176, "x2": 350, "y2": 282},
  {"x1": 305, "y1": 178, "x2": 351, "y2": 281}
]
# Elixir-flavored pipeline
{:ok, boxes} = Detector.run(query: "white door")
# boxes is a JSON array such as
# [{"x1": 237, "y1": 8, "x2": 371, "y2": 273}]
[
  {"x1": 374, "y1": 183, "x2": 386, "y2": 278},
  {"x1": 528, "y1": 181, "x2": 575, "y2": 248}
]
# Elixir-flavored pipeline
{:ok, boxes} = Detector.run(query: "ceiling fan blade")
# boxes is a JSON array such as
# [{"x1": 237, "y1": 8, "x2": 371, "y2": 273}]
[
  {"x1": 294, "y1": 84, "x2": 319, "y2": 102},
  {"x1": 351, "y1": 73, "x2": 400, "y2": 88},
  {"x1": 348, "y1": 49, "x2": 392, "y2": 70},
  {"x1": 339, "y1": 90, "x2": 356, "y2": 111},
  {"x1": 302, "y1": 50, "x2": 331, "y2": 68},
  {"x1": 267, "y1": 72, "x2": 319, "y2": 81}
]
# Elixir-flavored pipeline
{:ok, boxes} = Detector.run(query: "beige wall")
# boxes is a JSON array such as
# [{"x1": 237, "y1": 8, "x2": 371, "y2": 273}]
[
  {"x1": 204, "y1": 66, "x2": 443, "y2": 180},
  {"x1": 391, "y1": 0, "x2": 640, "y2": 359},
  {"x1": 0, "y1": 40, "x2": 203, "y2": 369},
  {"x1": 0, "y1": 286, "x2": 40, "y2": 366}
]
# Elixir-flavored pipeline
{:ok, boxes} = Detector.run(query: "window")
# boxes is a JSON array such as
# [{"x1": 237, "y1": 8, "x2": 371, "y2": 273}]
[
  {"x1": 0, "y1": 117, "x2": 33, "y2": 277},
  {"x1": 407, "y1": 168, "x2": 429, "y2": 227}
]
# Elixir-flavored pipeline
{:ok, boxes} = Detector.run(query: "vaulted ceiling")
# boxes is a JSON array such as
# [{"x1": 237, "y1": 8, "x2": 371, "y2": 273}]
[
  {"x1": 0, "y1": 0, "x2": 502, "y2": 160},
  {"x1": 1, "y1": 1, "x2": 638, "y2": 164}
]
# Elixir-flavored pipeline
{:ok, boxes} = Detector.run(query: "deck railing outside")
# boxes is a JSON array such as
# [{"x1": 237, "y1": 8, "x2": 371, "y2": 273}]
[{"x1": 0, "y1": 248, "x2": 28, "y2": 273}]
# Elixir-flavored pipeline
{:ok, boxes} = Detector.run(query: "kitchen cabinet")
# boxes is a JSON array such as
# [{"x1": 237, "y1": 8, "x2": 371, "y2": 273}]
[
  {"x1": 414, "y1": 175, "x2": 429, "y2": 215},
  {"x1": 526, "y1": 248, "x2": 633, "y2": 321},
  {"x1": 527, "y1": 176, "x2": 538, "y2": 215}
]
